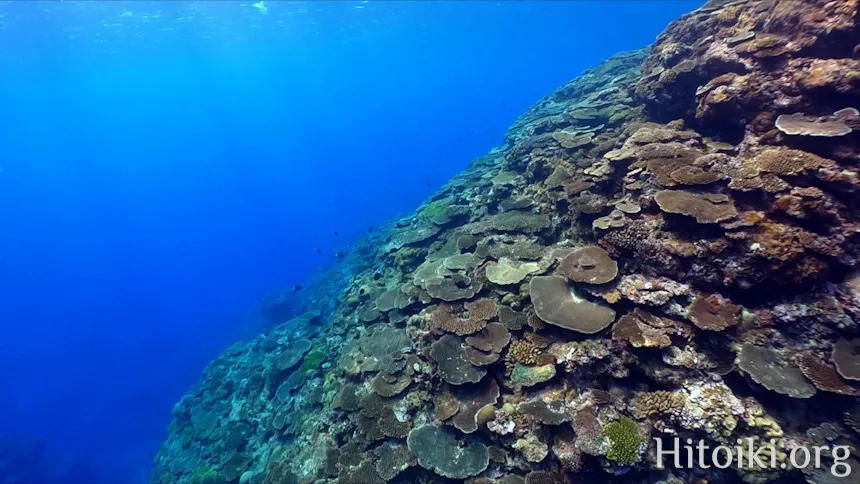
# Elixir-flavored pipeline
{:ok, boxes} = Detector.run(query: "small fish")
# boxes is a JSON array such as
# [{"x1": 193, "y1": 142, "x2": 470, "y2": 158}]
[
  {"x1": 335, "y1": 252, "x2": 345, "y2": 259},
  {"x1": 333, "y1": 231, "x2": 339, "y2": 236},
  {"x1": 252, "y1": 1, "x2": 268, "y2": 14},
  {"x1": 293, "y1": 285, "x2": 303, "y2": 291},
  {"x1": 315, "y1": 248, "x2": 321, "y2": 253},
  {"x1": 367, "y1": 225, "x2": 373, "y2": 233}
]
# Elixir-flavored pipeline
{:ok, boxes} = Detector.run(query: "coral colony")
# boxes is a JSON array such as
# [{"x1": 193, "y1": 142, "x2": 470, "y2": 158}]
[{"x1": 152, "y1": 1, "x2": 860, "y2": 483}]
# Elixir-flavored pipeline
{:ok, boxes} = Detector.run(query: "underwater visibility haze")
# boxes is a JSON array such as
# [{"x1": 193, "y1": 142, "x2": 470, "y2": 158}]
[{"x1": 8, "y1": 1, "x2": 860, "y2": 483}]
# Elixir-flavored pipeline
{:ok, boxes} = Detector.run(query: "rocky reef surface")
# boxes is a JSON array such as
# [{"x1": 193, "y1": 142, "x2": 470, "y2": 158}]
[{"x1": 151, "y1": 1, "x2": 860, "y2": 483}]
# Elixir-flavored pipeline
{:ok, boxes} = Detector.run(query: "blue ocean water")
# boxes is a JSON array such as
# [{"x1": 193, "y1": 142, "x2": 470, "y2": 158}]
[{"x1": 0, "y1": 1, "x2": 701, "y2": 482}]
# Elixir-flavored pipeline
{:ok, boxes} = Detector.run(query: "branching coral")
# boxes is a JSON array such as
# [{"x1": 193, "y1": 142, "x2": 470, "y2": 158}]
[{"x1": 603, "y1": 417, "x2": 643, "y2": 466}]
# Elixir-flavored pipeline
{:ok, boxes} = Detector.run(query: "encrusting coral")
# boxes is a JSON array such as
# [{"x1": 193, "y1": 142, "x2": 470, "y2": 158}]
[{"x1": 151, "y1": 2, "x2": 860, "y2": 483}]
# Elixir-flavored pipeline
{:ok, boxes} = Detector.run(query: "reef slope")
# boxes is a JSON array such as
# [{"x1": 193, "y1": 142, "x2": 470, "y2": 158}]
[{"x1": 152, "y1": 1, "x2": 860, "y2": 483}]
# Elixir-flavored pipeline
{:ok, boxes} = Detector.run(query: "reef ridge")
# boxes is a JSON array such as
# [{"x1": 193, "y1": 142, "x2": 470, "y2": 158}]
[{"x1": 151, "y1": 1, "x2": 860, "y2": 483}]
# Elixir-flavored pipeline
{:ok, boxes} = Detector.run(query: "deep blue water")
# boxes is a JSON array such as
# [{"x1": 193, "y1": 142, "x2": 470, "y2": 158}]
[{"x1": 0, "y1": 1, "x2": 701, "y2": 481}]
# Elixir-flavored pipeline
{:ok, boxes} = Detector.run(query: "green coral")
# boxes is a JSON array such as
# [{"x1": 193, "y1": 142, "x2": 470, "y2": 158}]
[
  {"x1": 191, "y1": 465, "x2": 218, "y2": 484},
  {"x1": 300, "y1": 349, "x2": 326, "y2": 372},
  {"x1": 603, "y1": 417, "x2": 643, "y2": 466},
  {"x1": 180, "y1": 425, "x2": 195, "y2": 448},
  {"x1": 419, "y1": 201, "x2": 448, "y2": 219}
]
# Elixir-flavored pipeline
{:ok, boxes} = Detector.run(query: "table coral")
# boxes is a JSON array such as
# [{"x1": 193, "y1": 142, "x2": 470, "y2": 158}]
[{"x1": 529, "y1": 275, "x2": 616, "y2": 334}]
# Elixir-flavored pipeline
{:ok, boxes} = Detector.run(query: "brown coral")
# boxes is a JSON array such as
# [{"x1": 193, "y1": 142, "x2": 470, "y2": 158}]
[
  {"x1": 832, "y1": 339, "x2": 860, "y2": 381},
  {"x1": 612, "y1": 308, "x2": 675, "y2": 348},
  {"x1": 430, "y1": 334, "x2": 487, "y2": 385},
  {"x1": 557, "y1": 245, "x2": 619, "y2": 284},
  {"x1": 688, "y1": 293, "x2": 740, "y2": 331},
  {"x1": 654, "y1": 190, "x2": 738, "y2": 223},
  {"x1": 737, "y1": 344, "x2": 817, "y2": 399},
  {"x1": 508, "y1": 340, "x2": 549, "y2": 366},
  {"x1": 630, "y1": 390, "x2": 686, "y2": 419},
  {"x1": 466, "y1": 322, "x2": 511, "y2": 354},
  {"x1": 529, "y1": 275, "x2": 616, "y2": 334},
  {"x1": 747, "y1": 149, "x2": 834, "y2": 176},
  {"x1": 775, "y1": 108, "x2": 858, "y2": 137},
  {"x1": 430, "y1": 299, "x2": 497, "y2": 336},
  {"x1": 797, "y1": 352, "x2": 860, "y2": 396},
  {"x1": 451, "y1": 378, "x2": 501, "y2": 433}
]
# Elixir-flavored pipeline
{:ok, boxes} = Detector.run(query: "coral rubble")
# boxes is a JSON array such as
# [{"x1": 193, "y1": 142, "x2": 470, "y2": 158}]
[{"x1": 151, "y1": 1, "x2": 860, "y2": 483}]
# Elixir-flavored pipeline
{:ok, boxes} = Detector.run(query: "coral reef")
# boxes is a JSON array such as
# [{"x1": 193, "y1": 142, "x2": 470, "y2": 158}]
[{"x1": 152, "y1": 2, "x2": 860, "y2": 483}]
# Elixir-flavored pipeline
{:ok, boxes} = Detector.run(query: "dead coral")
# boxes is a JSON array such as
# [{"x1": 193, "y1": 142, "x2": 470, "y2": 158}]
[
  {"x1": 374, "y1": 442, "x2": 415, "y2": 481},
  {"x1": 519, "y1": 398, "x2": 572, "y2": 425},
  {"x1": 616, "y1": 274, "x2": 690, "y2": 306},
  {"x1": 571, "y1": 407, "x2": 607, "y2": 456}
]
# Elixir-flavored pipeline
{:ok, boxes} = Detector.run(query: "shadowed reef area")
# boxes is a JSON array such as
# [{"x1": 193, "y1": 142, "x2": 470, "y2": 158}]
[{"x1": 151, "y1": 1, "x2": 860, "y2": 483}]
